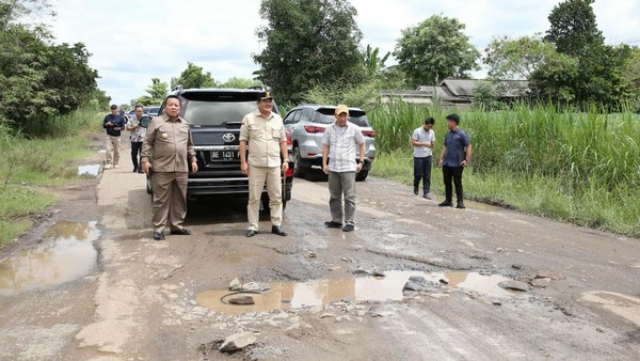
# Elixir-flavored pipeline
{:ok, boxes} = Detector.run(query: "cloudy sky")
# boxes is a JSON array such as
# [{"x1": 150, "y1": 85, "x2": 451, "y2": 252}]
[{"x1": 48, "y1": 0, "x2": 639, "y2": 105}]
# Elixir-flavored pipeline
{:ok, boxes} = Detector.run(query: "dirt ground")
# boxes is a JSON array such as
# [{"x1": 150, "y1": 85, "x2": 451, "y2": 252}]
[{"x1": 0, "y1": 140, "x2": 639, "y2": 361}]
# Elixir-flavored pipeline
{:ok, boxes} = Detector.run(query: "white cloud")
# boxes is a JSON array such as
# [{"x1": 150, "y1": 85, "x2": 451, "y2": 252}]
[{"x1": 47, "y1": 0, "x2": 640, "y2": 104}]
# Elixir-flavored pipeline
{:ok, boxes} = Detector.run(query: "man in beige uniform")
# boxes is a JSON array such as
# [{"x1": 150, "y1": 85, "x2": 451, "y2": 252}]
[
  {"x1": 240, "y1": 91, "x2": 289, "y2": 238},
  {"x1": 141, "y1": 95, "x2": 198, "y2": 241}
]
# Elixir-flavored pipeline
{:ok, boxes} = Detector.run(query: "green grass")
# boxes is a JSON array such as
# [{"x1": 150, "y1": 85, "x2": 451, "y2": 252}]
[
  {"x1": 369, "y1": 102, "x2": 640, "y2": 237},
  {"x1": 0, "y1": 108, "x2": 102, "y2": 245}
]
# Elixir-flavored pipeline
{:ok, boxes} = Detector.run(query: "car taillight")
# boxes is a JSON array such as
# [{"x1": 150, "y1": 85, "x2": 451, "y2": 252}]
[
  {"x1": 362, "y1": 130, "x2": 376, "y2": 138},
  {"x1": 304, "y1": 125, "x2": 325, "y2": 134},
  {"x1": 285, "y1": 129, "x2": 292, "y2": 146}
]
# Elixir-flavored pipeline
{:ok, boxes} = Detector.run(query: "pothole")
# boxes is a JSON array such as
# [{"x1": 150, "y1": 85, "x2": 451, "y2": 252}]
[
  {"x1": 0, "y1": 221, "x2": 100, "y2": 295},
  {"x1": 581, "y1": 291, "x2": 640, "y2": 327},
  {"x1": 77, "y1": 164, "x2": 101, "y2": 178},
  {"x1": 196, "y1": 270, "x2": 522, "y2": 315}
]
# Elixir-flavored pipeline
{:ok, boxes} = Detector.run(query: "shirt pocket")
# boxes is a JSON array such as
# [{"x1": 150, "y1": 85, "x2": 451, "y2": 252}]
[
  {"x1": 270, "y1": 127, "x2": 282, "y2": 140},
  {"x1": 250, "y1": 125, "x2": 265, "y2": 139}
]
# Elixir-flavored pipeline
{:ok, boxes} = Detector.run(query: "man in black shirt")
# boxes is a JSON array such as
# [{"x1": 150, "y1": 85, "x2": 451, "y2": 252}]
[{"x1": 103, "y1": 104, "x2": 126, "y2": 170}]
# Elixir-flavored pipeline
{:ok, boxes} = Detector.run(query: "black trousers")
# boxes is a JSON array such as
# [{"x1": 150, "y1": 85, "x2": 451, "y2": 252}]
[
  {"x1": 443, "y1": 166, "x2": 464, "y2": 203},
  {"x1": 413, "y1": 156, "x2": 432, "y2": 194},
  {"x1": 131, "y1": 141, "x2": 143, "y2": 170}
]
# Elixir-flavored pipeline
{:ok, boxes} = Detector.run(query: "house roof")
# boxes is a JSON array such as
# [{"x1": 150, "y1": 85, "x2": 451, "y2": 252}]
[{"x1": 439, "y1": 79, "x2": 530, "y2": 97}]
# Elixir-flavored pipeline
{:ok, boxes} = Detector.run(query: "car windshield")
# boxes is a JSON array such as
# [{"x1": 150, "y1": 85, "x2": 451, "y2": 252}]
[
  {"x1": 180, "y1": 92, "x2": 259, "y2": 126},
  {"x1": 148, "y1": 107, "x2": 160, "y2": 114},
  {"x1": 313, "y1": 108, "x2": 370, "y2": 127}
]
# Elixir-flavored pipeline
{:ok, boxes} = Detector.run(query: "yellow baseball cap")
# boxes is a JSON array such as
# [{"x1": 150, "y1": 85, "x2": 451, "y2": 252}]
[{"x1": 335, "y1": 104, "x2": 349, "y2": 115}]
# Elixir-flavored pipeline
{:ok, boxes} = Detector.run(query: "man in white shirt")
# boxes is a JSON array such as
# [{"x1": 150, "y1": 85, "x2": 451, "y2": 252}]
[
  {"x1": 126, "y1": 105, "x2": 147, "y2": 173},
  {"x1": 411, "y1": 117, "x2": 436, "y2": 199},
  {"x1": 322, "y1": 105, "x2": 366, "y2": 232}
]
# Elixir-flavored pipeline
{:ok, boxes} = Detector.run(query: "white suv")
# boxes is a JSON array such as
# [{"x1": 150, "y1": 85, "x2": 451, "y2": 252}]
[{"x1": 283, "y1": 105, "x2": 376, "y2": 181}]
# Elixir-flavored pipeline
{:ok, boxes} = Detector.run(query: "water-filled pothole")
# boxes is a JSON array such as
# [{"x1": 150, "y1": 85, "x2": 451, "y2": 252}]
[
  {"x1": 77, "y1": 164, "x2": 100, "y2": 178},
  {"x1": 0, "y1": 221, "x2": 100, "y2": 295},
  {"x1": 197, "y1": 270, "x2": 519, "y2": 315}
]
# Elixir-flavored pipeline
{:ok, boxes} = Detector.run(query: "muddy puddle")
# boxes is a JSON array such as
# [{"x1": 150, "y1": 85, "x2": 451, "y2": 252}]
[
  {"x1": 0, "y1": 221, "x2": 100, "y2": 295},
  {"x1": 197, "y1": 270, "x2": 519, "y2": 315},
  {"x1": 77, "y1": 164, "x2": 101, "y2": 178}
]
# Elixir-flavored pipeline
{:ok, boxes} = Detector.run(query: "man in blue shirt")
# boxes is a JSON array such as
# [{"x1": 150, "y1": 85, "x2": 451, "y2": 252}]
[
  {"x1": 103, "y1": 104, "x2": 126, "y2": 170},
  {"x1": 438, "y1": 114, "x2": 472, "y2": 209}
]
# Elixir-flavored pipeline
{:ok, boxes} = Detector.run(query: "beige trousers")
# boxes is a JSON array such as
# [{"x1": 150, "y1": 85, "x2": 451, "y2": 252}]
[
  {"x1": 248, "y1": 166, "x2": 282, "y2": 231},
  {"x1": 152, "y1": 172, "x2": 188, "y2": 232},
  {"x1": 105, "y1": 135, "x2": 120, "y2": 166}
]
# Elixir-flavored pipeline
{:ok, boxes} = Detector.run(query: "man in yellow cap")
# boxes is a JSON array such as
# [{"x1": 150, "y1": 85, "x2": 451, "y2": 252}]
[
  {"x1": 239, "y1": 91, "x2": 289, "y2": 237},
  {"x1": 322, "y1": 105, "x2": 366, "y2": 232}
]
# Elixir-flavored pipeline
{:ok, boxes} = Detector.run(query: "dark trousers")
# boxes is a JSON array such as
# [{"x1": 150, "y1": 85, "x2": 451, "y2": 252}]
[
  {"x1": 443, "y1": 166, "x2": 464, "y2": 203},
  {"x1": 413, "y1": 156, "x2": 432, "y2": 194},
  {"x1": 131, "y1": 141, "x2": 143, "y2": 170}
]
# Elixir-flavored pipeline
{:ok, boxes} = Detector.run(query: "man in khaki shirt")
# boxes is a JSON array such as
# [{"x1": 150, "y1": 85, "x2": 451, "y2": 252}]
[
  {"x1": 141, "y1": 95, "x2": 198, "y2": 241},
  {"x1": 239, "y1": 91, "x2": 289, "y2": 237}
]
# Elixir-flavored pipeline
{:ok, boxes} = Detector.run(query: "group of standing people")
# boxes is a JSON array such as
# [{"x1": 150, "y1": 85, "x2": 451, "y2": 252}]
[
  {"x1": 104, "y1": 92, "x2": 472, "y2": 241},
  {"x1": 412, "y1": 114, "x2": 472, "y2": 209},
  {"x1": 102, "y1": 104, "x2": 147, "y2": 173}
]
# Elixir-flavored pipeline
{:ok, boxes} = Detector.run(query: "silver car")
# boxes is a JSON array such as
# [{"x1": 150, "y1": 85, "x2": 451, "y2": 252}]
[{"x1": 283, "y1": 105, "x2": 376, "y2": 181}]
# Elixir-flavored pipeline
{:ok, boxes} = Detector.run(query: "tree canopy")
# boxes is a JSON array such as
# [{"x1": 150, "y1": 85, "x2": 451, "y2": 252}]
[
  {"x1": 174, "y1": 62, "x2": 217, "y2": 90},
  {"x1": 483, "y1": 35, "x2": 559, "y2": 81},
  {"x1": 545, "y1": 0, "x2": 603, "y2": 57},
  {"x1": 394, "y1": 15, "x2": 480, "y2": 88},
  {"x1": 253, "y1": 0, "x2": 365, "y2": 103},
  {"x1": 0, "y1": 0, "x2": 103, "y2": 131}
]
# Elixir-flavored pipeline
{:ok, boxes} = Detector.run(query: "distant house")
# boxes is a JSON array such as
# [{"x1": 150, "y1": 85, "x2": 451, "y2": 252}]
[{"x1": 381, "y1": 79, "x2": 530, "y2": 108}]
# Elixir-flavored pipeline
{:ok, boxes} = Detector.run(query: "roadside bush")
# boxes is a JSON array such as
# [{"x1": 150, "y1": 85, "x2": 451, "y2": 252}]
[{"x1": 368, "y1": 101, "x2": 640, "y2": 236}]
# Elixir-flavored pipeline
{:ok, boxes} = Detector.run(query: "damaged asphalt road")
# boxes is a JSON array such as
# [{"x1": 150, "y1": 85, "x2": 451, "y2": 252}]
[{"x1": 0, "y1": 146, "x2": 639, "y2": 361}]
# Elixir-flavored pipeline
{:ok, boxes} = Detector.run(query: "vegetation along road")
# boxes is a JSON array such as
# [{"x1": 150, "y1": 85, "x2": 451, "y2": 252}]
[{"x1": 1, "y1": 0, "x2": 640, "y2": 360}]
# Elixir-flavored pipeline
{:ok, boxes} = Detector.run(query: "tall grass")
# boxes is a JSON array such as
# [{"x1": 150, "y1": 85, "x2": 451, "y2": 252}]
[
  {"x1": 368, "y1": 101, "x2": 640, "y2": 236},
  {"x1": 0, "y1": 108, "x2": 102, "y2": 245}
]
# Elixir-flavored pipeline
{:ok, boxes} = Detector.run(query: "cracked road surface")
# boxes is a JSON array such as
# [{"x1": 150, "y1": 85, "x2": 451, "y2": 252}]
[{"x1": 0, "y1": 148, "x2": 639, "y2": 361}]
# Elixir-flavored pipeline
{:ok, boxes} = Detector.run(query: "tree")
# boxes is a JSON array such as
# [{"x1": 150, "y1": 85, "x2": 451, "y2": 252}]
[
  {"x1": 394, "y1": 15, "x2": 480, "y2": 88},
  {"x1": 535, "y1": 0, "x2": 634, "y2": 109},
  {"x1": 254, "y1": 0, "x2": 365, "y2": 103},
  {"x1": 545, "y1": 0, "x2": 603, "y2": 57},
  {"x1": 137, "y1": 78, "x2": 168, "y2": 106},
  {"x1": 484, "y1": 34, "x2": 558, "y2": 81},
  {"x1": 363, "y1": 44, "x2": 390, "y2": 79},
  {"x1": 174, "y1": 62, "x2": 217, "y2": 89},
  {"x1": 0, "y1": 1, "x2": 100, "y2": 131},
  {"x1": 529, "y1": 52, "x2": 580, "y2": 103},
  {"x1": 219, "y1": 77, "x2": 263, "y2": 89}
]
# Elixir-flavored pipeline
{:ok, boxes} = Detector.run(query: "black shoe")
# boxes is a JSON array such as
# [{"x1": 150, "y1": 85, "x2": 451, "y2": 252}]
[
  {"x1": 413, "y1": 187, "x2": 419, "y2": 196},
  {"x1": 272, "y1": 226, "x2": 287, "y2": 237},
  {"x1": 137, "y1": 168, "x2": 143, "y2": 174},
  {"x1": 133, "y1": 168, "x2": 138, "y2": 173},
  {"x1": 153, "y1": 232, "x2": 165, "y2": 241},
  {"x1": 324, "y1": 221, "x2": 343, "y2": 228},
  {"x1": 438, "y1": 201, "x2": 454, "y2": 207},
  {"x1": 246, "y1": 230, "x2": 258, "y2": 237},
  {"x1": 170, "y1": 228, "x2": 192, "y2": 235},
  {"x1": 342, "y1": 224, "x2": 355, "y2": 232},
  {"x1": 456, "y1": 202, "x2": 466, "y2": 209}
]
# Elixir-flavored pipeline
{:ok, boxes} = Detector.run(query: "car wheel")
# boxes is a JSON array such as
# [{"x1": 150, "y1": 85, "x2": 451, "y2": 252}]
[
  {"x1": 356, "y1": 170, "x2": 369, "y2": 182},
  {"x1": 292, "y1": 147, "x2": 306, "y2": 178}
]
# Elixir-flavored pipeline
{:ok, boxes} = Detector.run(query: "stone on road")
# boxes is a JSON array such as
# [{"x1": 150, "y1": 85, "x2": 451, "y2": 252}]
[{"x1": 219, "y1": 332, "x2": 257, "y2": 353}]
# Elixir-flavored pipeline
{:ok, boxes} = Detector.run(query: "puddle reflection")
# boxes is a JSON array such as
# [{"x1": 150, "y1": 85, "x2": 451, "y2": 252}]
[
  {"x1": 77, "y1": 164, "x2": 100, "y2": 178},
  {"x1": 197, "y1": 270, "x2": 516, "y2": 315},
  {"x1": 0, "y1": 221, "x2": 100, "y2": 295}
]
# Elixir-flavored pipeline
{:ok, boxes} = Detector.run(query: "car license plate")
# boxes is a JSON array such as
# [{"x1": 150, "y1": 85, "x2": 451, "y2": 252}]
[{"x1": 210, "y1": 151, "x2": 239, "y2": 161}]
